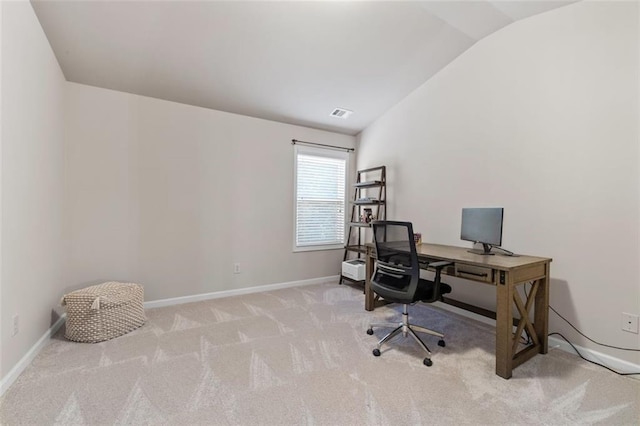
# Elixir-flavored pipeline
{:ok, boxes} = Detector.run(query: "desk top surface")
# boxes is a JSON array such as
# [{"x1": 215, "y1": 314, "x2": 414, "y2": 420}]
[
  {"x1": 368, "y1": 242, "x2": 552, "y2": 271},
  {"x1": 419, "y1": 243, "x2": 552, "y2": 270}
]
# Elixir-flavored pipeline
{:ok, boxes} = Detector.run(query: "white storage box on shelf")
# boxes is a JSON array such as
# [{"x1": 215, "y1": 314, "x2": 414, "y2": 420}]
[{"x1": 342, "y1": 259, "x2": 366, "y2": 281}]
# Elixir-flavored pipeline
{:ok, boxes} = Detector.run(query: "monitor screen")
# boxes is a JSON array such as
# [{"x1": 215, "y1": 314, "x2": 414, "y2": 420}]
[{"x1": 460, "y1": 207, "x2": 503, "y2": 255}]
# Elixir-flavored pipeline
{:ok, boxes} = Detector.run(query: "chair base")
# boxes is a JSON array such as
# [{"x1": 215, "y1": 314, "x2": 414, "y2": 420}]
[{"x1": 367, "y1": 304, "x2": 445, "y2": 366}]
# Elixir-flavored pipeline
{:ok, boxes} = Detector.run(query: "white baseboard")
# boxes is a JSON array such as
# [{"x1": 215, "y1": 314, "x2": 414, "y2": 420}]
[
  {"x1": 144, "y1": 275, "x2": 339, "y2": 309},
  {"x1": 0, "y1": 275, "x2": 339, "y2": 397},
  {"x1": 433, "y1": 301, "x2": 640, "y2": 378},
  {"x1": 0, "y1": 314, "x2": 66, "y2": 396},
  {"x1": 548, "y1": 335, "x2": 640, "y2": 378}
]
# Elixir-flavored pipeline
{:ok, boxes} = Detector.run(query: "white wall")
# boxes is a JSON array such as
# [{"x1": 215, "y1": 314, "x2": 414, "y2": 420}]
[
  {"x1": 357, "y1": 1, "x2": 639, "y2": 364},
  {"x1": 64, "y1": 83, "x2": 355, "y2": 302},
  {"x1": 0, "y1": 0, "x2": 4, "y2": 387},
  {"x1": 1, "y1": 1, "x2": 67, "y2": 378},
  {"x1": 1, "y1": 0, "x2": 354, "y2": 384}
]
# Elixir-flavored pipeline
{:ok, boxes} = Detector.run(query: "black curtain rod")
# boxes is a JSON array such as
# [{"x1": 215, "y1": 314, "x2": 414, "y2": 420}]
[{"x1": 291, "y1": 139, "x2": 354, "y2": 152}]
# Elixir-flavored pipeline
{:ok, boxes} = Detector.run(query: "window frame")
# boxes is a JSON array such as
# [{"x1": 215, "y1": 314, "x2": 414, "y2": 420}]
[{"x1": 292, "y1": 144, "x2": 349, "y2": 252}]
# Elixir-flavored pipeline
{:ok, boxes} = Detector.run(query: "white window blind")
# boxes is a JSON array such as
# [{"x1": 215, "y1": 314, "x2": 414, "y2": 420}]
[{"x1": 294, "y1": 145, "x2": 347, "y2": 251}]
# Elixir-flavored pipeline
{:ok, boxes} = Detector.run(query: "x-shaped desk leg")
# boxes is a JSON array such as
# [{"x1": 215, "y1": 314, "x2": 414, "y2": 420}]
[{"x1": 512, "y1": 282, "x2": 540, "y2": 354}]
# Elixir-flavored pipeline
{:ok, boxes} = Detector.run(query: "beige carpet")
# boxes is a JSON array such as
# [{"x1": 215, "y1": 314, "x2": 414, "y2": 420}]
[{"x1": 1, "y1": 282, "x2": 638, "y2": 425}]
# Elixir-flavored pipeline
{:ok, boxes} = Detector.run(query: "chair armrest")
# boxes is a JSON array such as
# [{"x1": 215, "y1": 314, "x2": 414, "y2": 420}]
[
  {"x1": 429, "y1": 261, "x2": 453, "y2": 295},
  {"x1": 428, "y1": 261, "x2": 453, "y2": 270}
]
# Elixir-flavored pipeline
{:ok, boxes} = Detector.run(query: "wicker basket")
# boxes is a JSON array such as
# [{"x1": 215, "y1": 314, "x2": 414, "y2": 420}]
[{"x1": 62, "y1": 282, "x2": 146, "y2": 343}]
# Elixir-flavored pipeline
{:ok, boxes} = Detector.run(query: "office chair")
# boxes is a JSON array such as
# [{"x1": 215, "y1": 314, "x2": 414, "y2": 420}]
[{"x1": 366, "y1": 221, "x2": 452, "y2": 366}]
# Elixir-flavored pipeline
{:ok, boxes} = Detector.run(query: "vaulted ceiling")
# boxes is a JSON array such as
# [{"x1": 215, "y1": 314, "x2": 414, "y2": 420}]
[{"x1": 32, "y1": 1, "x2": 575, "y2": 135}]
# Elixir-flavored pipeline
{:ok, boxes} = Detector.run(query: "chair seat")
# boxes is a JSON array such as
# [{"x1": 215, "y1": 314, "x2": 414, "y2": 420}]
[
  {"x1": 378, "y1": 279, "x2": 452, "y2": 305},
  {"x1": 416, "y1": 280, "x2": 452, "y2": 303}
]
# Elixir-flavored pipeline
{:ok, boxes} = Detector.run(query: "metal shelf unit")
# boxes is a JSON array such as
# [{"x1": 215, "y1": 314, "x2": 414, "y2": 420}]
[{"x1": 340, "y1": 166, "x2": 386, "y2": 285}]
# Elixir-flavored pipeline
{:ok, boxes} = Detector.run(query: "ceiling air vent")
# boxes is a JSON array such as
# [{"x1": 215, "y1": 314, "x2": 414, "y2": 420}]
[{"x1": 330, "y1": 108, "x2": 353, "y2": 119}]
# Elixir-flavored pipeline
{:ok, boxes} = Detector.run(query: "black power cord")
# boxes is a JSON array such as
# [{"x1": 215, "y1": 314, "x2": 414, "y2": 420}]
[
  {"x1": 549, "y1": 332, "x2": 639, "y2": 376},
  {"x1": 519, "y1": 282, "x2": 640, "y2": 376},
  {"x1": 550, "y1": 305, "x2": 640, "y2": 352}
]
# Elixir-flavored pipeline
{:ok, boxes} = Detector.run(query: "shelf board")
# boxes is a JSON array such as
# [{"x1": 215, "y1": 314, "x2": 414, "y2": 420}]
[
  {"x1": 344, "y1": 244, "x2": 368, "y2": 254},
  {"x1": 349, "y1": 222, "x2": 372, "y2": 227},
  {"x1": 352, "y1": 200, "x2": 384, "y2": 205},
  {"x1": 353, "y1": 180, "x2": 383, "y2": 188},
  {"x1": 340, "y1": 275, "x2": 365, "y2": 284},
  {"x1": 357, "y1": 166, "x2": 386, "y2": 174}
]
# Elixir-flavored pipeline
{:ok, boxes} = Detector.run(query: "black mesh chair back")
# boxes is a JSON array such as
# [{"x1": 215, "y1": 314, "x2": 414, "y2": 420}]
[{"x1": 371, "y1": 221, "x2": 421, "y2": 304}]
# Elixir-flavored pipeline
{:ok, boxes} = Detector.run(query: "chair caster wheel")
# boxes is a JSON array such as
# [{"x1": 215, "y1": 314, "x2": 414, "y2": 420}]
[
  {"x1": 438, "y1": 339, "x2": 445, "y2": 347},
  {"x1": 373, "y1": 348, "x2": 381, "y2": 357},
  {"x1": 366, "y1": 328, "x2": 374, "y2": 335},
  {"x1": 423, "y1": 358, "x2": 433, "y2": 367}
]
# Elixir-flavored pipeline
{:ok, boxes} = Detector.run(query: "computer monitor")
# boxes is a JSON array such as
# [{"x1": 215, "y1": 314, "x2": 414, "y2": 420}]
[{"x1": 460, "y1": 207, "x2": 504, "y2": 255}]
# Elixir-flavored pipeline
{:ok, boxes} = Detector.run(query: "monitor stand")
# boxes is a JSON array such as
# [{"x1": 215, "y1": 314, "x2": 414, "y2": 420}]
[{"x1": 467, "y1": 243, "x2": 495, "y2": 255}]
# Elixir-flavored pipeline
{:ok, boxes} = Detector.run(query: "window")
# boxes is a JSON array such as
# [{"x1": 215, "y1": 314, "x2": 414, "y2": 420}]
[{"x1": 294, "y1": 145, "x2": 348, "y2": 251}]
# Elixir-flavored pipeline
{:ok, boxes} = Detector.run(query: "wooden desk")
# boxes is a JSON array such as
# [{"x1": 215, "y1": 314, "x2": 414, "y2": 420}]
[{"x1": 364, "y1": 243, "x2": 552, "y2": 379}]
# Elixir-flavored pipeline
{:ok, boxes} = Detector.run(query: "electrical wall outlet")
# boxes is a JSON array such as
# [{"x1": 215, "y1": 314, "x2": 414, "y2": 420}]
[
  {"x1": 233, "y1": 263, "x2": 241, "y2": 274},
  {"x1": 12, "y1": 314, "x2": 19, "y2": 336},
  {"x1": 621, "y1": 312, "x2": 639, "y2": 334}
]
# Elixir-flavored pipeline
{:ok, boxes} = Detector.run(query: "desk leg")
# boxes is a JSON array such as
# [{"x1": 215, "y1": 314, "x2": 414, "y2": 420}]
[
  {"x1": 534, "y1": 263, "x2": 551, "y2": 354},
  {"x1": 365, "y1": 252, "x2": 375, "y2": 311},
  {"x1": 495, "y1": 275, "x2": 514, "y2": 379}
]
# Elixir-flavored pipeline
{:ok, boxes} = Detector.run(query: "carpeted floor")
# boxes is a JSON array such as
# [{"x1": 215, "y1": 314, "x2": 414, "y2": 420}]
[{"x1": 1, "y1": 282, "x2": 639, "y2": 425}]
